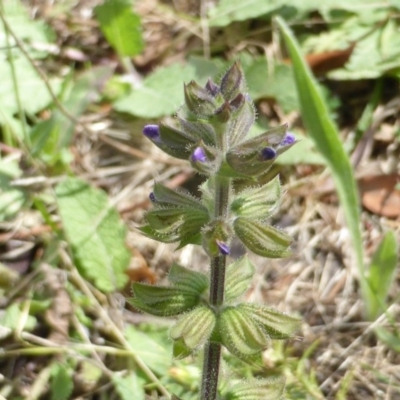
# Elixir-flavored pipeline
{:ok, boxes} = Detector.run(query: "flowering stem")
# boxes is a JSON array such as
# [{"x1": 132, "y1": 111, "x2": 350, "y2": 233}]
[{"x1": 200, "y1": 176, "x2": 230, "y2": 400}]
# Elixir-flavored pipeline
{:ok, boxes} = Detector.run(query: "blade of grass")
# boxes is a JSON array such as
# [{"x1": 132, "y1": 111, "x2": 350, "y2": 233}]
[
  {"x1": 274, "y1": 17, "x2": 372, "y2": 318},
  {"x1": 367, "y1": 231, "x2": 399, "y2": 319}
]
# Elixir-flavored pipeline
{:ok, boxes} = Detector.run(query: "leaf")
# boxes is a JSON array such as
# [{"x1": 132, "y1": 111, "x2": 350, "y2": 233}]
[
  {"x1": 208, "y1": 0, "x2": 283, "y2": 27},
  {"x1": 95, "y1": 0, "x2": 143, "y2": 57},
  {"x1": 375, "y1": 327, "x2": 400, "y2": 353},
  {"x1": 168, "y1": 263, "x2": 209, "y2": 294},
  {"x1": 112, "y1": 372, "x2": 146, "y2": 400},
  {"x1": 244, "y1": 57, "x2": 299, "y2": 113},
  {"x1": 113, "y1": 58, "x2": 223, "y2": 118},
  {"x1": 30, "y1": 66, "x2": 113, "y2": 166},
  {"x1": 275, "y1": 17, "x2": 369, "y2": 317},
  {"x1": 224, "y1": 377, "x2": 286, "y2": 400},
  {"x1": 124, "y1": 326, "x2": 171, "y2": 376},
  {"x1": 234, "y1": 218, "x2": 292, "y2": 258},
  {"x1": 0, "y1": 156, "x2": 26, "y2": 221},
  {"x1": 366, "y1": 231, "x2": 399, "y2": 319},
  {"x1": 55, "y1": 177, "x2": 130, "y2": 292},
  {"x1": 50, "y1": 364, "x2": 73, "y2": 400},
  {"x1": 224, "y1": 256, "x2": 255, "y2": 303}
]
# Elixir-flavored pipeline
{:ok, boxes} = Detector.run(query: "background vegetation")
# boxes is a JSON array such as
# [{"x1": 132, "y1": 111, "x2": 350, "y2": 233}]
[{"x1": 0, "y1": 0, "x2": 399, "y2": 399}]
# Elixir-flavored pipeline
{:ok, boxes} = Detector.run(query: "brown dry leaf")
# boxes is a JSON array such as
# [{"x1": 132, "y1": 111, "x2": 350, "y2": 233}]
[{"x1": 359, "y1": 174, "x2": 400, "y2": 218}]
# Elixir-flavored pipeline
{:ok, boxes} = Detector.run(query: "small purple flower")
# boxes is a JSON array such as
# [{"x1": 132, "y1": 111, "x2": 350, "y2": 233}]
[
  {"x1": 149, "y1": 192, "x2": 156, "y2": 202},
  {"x1": 143, "y1": 125, "x2": 160, "y2": 141},
  {"x1": 216, "y1": 240, "x2": 230, "y2": 255},
  {"x1": 261, "y1": 147, "x2": 276, "y2": 160},
  {"x1": 192, "y1": 147, "x2": 207, "y2": 163},
  {"x1": 280, "y1": 132, "x2": 295, "y2": 146}
]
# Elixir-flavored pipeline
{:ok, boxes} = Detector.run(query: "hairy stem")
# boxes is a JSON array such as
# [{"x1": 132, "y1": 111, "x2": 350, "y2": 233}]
[{"x1": 200, "y1": 177, "x2": 230, "y2": 400}]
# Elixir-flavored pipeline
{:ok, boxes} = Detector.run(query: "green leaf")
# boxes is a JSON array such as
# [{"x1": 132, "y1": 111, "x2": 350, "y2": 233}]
[
  {"x1": 375, "y1": 327, "x2": 400, "y2": 353},
  {"x1": 275, "y1": 17, "x2": 369, "y2": 316},
  {"x1": 234, "y1": 218, "x2": 292, "y2": 258},
  {"x1": 114, "y1": 63, "x2": 195, "y2": 118},
  {"x1": 244, "y1": 57, "x2": 299, "y2": 113},
  {"x1": 231, "y1": 176, "x2": 281, "y2": 221},
  {"x1": 220, "y1": 306, "x2": 269, "y2": 357},
  {"x1": 30, "y1": 66, "x2": 112, "y2": 166},
  {"x1": 113, "y1": 58, "x2": 222, "y2": 118},
  {"x1": 170, "y1": 306, "x2": 216, "y2": 350},
  {"x1": 208, "y1": 0, "x2": 283, "y2": 27},
  {"x1": 112, "y1": 372, "x2": 146, "y2": 400},
  {"x1": 50, "y1": 364, "x2": 73, "y2": 400},
  {"x1": 225, "y1": 256, "x2": 255, "y2": 303},
  {"x1": 152, "y1": 183, "x2": 206, "y2": 210},
  {"x1": 55, "y1": 177, "x2": 130, "y2": 292},
  {"x1": 168, "y1": 263, "x2": 209, "y2": 294},
  {"x1": 0, "y1": 156, "x2": 26, "y2": 221},
  {"x1": 223, "y1": 377, "x2": 286, "y2": 400},
  {"x1": 366, "y1": 231, "x2": 399, "y2": 319},
  {"x1": 130, "y1": 283, "x2": 201, "y2": 316},
  {"x1": 125, "y1": 326, "x2": 171, "y2": 376},
  {"x1": 238, "y1": 303, "x2": 301, "y2": 340},
  {"x1": 95, "y1": 0, "x2": 143, "y2": 57}
]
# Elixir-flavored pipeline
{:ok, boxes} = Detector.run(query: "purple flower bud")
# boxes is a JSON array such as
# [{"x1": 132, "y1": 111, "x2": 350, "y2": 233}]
[
  {"x1": 149, "y1": 192, "x2": 156, "y2": 202},
  {"x1": 143, "y1": 125, "x2": 160, "y2": 141},
  {"x1": 216, "y1": 240, "x2": 230, "y2": 255},
  {"x1": 280, "y1": 132, "x2": 295, "y2": 146},
  {"x1": 205, "y1": 78, "x2": 220, "y2": 96},
  {"x1": 191, "y1": 147, "x2": 207, "y2": 163},
  {"x1": 261, "y1": 147, "x2": 276, "y2": 160}
]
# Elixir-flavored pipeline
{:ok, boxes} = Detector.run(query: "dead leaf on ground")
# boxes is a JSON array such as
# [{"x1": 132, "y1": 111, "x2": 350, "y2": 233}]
[{"x1": 359, "y1": 174, "x2": 400, "y2": 218}]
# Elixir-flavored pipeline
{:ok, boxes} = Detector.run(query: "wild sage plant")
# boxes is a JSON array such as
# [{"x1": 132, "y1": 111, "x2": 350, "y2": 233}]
[{"x1": 131, "y1": 62, "x2": 301, "y2": 400}]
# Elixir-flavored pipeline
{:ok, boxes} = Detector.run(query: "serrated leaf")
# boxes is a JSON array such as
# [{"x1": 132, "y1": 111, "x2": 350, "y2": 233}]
[
  {"x1": 225, "y1": 377, "x2": 285, "y2": 400},
  {"x1": 125, "y1": 326, "x2": 170, "y2": 376},
  {"x1": 234, "y1": 218, "x2": 292, "y2": 258},
  {"x1": 231, "y1": 176, "x2": 281, "y2": 220},
  {"x1": 366, "y1": 231, "x2": 399, "y2": 319},
  {"x1": 168, "y1": 263, "x2": 209, "y2": 294},
  {"x1": 225, "y1": 256, "x2": 255, "y2": 303},
  {"x1": 152, "y1": 183, "x2": 207, "y2": 210},
  {"x1": 238, "y1": 303, "x2": 301, "y2": 339},
  {"x1": 170, "y1": 306, "x2": 216, "y2": 349},
  {"x1": 50, "y1": 364, "x2": 73, "y2": 400},
  {"x1": 112, "y1": 372, "x2": 145, "y2": 400},
  {"x1": 220, "y1": 306, "x2": 269, "y2": 357},
  {"x1": 130, "y1": 283, "x2": 201, "y2": 316},
  {"x1": 55, "y1": 178, "x2": 130, "y2": 292},
  {"x1": 95, "y1": 0, "x2": 143, "y2": 57}
]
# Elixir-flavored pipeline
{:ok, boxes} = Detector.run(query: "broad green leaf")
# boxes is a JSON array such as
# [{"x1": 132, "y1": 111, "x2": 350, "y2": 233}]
[
  {"x1": 50, "y1": 364, "x2": 73, "y2": 400},
  {"x1": 170, "y1": 306, "x2": 216, "y2": 349},
  {"x1": 224, "y1": 377, "x2": 286, "y2": 400},
  {"x1": 0, "y1": 56, "x2": 61, "y2": 118},
  {"x1": 239, "y1": 303, "x2": 301, "y2": 340},
  {"x1": 0, "y1": 0, "x2": 55, "y2": 57},
  {"x1": 244, "y1": 57, "x2": 299, "y2": 113},
  {"x1": 234, "y1": 218, "x2": 292, "y2": 258},
  {"x1": 30, "y1": 66, "x2": 112, "y2": 166},
  {"x1": 112, "y1": 372, "x2": 145, "y2": 400},
  {"x1": 275, "y1": 17, "x2": 369, "y2": 316},
  {"x1": 95, "y1": 0, "x2": 143, "y2": 57},
  {"x1": 225, "y1": 256, "x2": 255, "y2": 303},
  {"x1": 168, "y1": 263, "x2": 209, "y2": 294},
  {"x1": 0, "y1": 156, "x2": 26, "y2": 221},
  {"x1": 113, "y1": 58, "x2": 222, "y2": 118},
  {"x1": 125, "y1": 326, "x2": 171, "y2": 376},
  {"x1": 55, "y1": 178, "x2": 130, "y2": 292},
  {"x1": 366, "y1": 231, "x2": 399, "y2": 319},
  {"x1": 114, "y1": 63, "x2": 197, "y2": 118}
]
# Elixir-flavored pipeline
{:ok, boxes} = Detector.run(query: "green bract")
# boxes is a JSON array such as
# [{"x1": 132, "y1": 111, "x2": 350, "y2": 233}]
[{"x1": 139, "y1": 61, "x2": 300, "y2": 400}]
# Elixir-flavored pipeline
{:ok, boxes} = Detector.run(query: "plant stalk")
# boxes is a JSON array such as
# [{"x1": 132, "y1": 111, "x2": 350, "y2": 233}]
[{"x1": 200, "y1": 176, "x2": 230, "y2": 400}]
